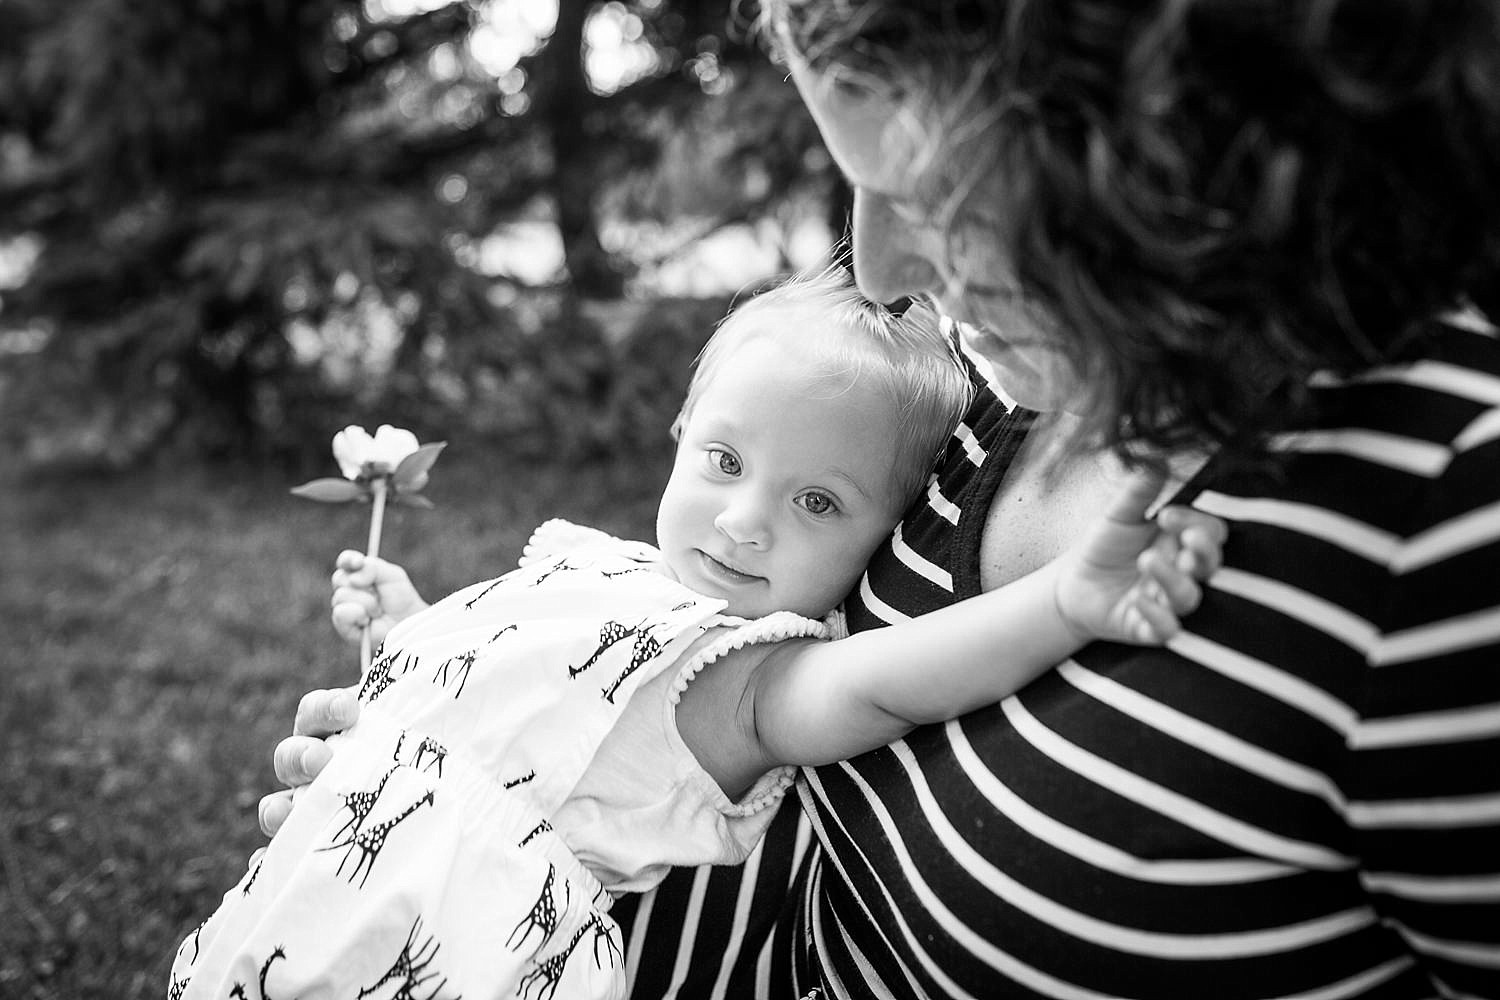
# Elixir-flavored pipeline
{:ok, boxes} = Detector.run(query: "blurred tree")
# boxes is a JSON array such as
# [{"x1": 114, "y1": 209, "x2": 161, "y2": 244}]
[{"x1": 0, "y1": 0, "x2": 837, "y2": 469}]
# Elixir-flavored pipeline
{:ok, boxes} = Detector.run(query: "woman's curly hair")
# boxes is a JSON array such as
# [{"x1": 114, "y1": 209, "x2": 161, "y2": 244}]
[{"x1": 763, "y1": 0, "x2": 1500, "y2": 458}]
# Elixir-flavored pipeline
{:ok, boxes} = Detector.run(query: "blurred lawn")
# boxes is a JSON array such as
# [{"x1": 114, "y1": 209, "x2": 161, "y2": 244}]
[{"x1": 0, "y1": 448, "x2": 673, "y2": 999}]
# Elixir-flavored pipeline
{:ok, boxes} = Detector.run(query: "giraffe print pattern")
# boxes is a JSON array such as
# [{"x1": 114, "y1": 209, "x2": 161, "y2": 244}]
[
  {"x1": 357, "y1": 916, "x2": 458, "y2": 1000},
  {"x1": 228, "y1": 946, "x2": 286, "y2": 1000},
  {"x1": 600, "y1": 565, "x2": 650, "y2": 579},
  {"x1": 464, "y1": 577, "x2": 504, "y2": 609},
  {"x1": 361, "y1": 650, "x2": 419, "y2": 704},
  {"x1": 527, "y1": 556, "x2": 588, "y2": 589},
  {"x1": 601, "y1": 628, "x2": 665, "y2": 703},
  {"x1": 518, "y1": 819, "x2": 552, "y2": 848},
  {"x1": 411, "y1": 736, "x2": 448, "y2": 777},
  {"x1": 432, "y1": 648, "x2": 478, "y2": 699},
  {"x1": 172, "y1": 543, "x2": 742, "y2": 1000},
  {"x1": 506, "y1": 863, "x2": 566, "y2": 952},
  {"x1": 178, "y1": 921, "x2": 204, "y2": 964},
  {"x1": 567, "y1": 618, "x2": 641, "y2": 679},
  {"x1": 241, "y1": 855, "x2": 264, "y2": 897},
  {"x1": 328, "y1": 763, "x2": 401, "y2": 844},
  {"x1": 321, "y1": 789, "x2": 436, "y2": 888},
  {"x1": 586, "y1": 913, "x2": 624, "y2": 970},
  {"x1": 426, "y1": 626, "x2": 516, "y2": 701},
  {"x1": 167, "y1": 920, "x2": 204, "y2": 998},
  {"x1": 516, "y1": 913, "x2": 621, "y2": 1000}
]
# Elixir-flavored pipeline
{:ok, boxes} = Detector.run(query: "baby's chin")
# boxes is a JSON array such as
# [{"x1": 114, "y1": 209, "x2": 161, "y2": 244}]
[{"x1": 721, "y1": 598, "x2": 775, "y2": 619}]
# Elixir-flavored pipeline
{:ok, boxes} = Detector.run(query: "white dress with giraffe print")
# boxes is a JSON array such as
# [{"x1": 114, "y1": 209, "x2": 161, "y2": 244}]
[{"x1": 169, "y1": 524, "x2": 827, "y2": 1000}]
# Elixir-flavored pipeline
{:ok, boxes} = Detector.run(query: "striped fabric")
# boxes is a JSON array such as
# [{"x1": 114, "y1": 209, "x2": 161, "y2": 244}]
[{"x1": 616, "y1": 318, "x2": 1500, "y2": 999}]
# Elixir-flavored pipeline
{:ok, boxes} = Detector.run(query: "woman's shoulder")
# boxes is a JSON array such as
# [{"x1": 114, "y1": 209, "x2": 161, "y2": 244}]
[{"x1": 1295, "y1": 312, "x2": 1500, "y2": 487}]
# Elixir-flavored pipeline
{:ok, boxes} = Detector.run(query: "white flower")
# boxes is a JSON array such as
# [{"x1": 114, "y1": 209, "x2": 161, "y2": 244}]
[
  {"x1": 331, "y1": 424, "x2": 421, "y2": 480},
  {"x1": 331, "y1": 425, "x2": 372, "y2": 478}
]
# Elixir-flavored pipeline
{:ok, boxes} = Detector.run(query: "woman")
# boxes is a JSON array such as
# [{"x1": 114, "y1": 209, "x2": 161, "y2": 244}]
[{"x1": 266, "y1": 2, "x2": 1500, "y2": 996}]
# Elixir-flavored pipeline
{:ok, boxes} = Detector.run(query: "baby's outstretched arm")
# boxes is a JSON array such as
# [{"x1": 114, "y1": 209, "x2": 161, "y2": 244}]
[
  {"x1": 329, "y1": 550, "x2": 430, "y2": 648},
  {"x1": 684, "y1": 471, "x2": 1226, "y2": 793}
]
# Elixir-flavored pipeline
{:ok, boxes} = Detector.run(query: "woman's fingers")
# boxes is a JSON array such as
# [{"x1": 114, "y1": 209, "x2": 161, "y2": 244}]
[
  {"x1": 291, "y1": 686, "x2": 359, "y2": 737},
  {"x1": 258, "y1": 790, "x2": 293, "y2": 837},
  {"x1": 261, "y1": 687, "x2": 358, "y2": 841},
  {"x1": 272, "y1": 735, "x2": 333, "y2": 788}
]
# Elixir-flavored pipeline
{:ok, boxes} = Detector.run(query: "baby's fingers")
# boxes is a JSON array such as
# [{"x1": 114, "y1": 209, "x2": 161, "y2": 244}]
[
  {"x1": 1103, "y1": 468, "x2": 1169, "y2": 525},
  {"x1": 1123, "y1": 588, "x2": 1181, "y2": 644},
  {"x1": 1139, "y1": 546, "x2": 1203, "y2": 615},
  {"x1": 1176, "y1": 524, "x2": 1224, "y2": 578},
  {"x1": 334, "y1": 549, "x2": 366, "y2": 573},
  {"x1": 1156, "y1": 508, "x2": 1227, "y2": 579},
  {"x1": 331, "y1": 599, "x2": 372, "y2": 642},
  {"x1": 331, "y1": 549, "x2": 370, "y2": 590}
]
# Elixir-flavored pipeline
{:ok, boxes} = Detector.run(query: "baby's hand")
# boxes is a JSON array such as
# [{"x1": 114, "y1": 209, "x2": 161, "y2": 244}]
[
  {"x1": 1057, "y1": 471, "x2": 1227, "y2": 646},
  {"x1": 1116, "y1": 503, "x2": 1225, "y2": 643},
  {"x1": 330, "y1": 550, "x2": 429, "y2": 647}
]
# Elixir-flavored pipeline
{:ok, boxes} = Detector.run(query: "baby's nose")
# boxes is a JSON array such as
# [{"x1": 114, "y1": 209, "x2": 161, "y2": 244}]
[{"x1": 714, "y1": 502, "x2": 769, "y2": 548}]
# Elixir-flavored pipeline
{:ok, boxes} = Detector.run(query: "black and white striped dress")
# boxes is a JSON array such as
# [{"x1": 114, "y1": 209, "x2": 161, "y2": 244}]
[{"x1": 616, "y1": 316, "x2": 1500, "y2": 999}]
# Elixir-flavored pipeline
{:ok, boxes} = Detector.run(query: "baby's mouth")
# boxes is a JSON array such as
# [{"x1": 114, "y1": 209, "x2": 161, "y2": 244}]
[{"x1": 699, "y1": 550, "x2": 762, "y2": 584}]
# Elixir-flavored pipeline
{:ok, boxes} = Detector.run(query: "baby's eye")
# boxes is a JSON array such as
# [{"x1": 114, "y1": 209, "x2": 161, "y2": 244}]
[
  {"x1": 708, "y1": 448, "x2": 741, "y2": 476},
  {"x1": 796, "y1": 491, "x2": 837, "y2": 516}
]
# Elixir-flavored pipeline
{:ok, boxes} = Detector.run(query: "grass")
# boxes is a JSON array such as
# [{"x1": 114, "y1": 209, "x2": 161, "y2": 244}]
[{"x1": 0, "y1": 448, "x2": 672, "y2": 999}]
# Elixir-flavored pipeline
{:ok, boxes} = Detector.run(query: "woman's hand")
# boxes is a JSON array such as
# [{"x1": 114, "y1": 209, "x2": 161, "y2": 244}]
[
  {"x1": 330, "y1": 550, "x2": 428, "y2": 648},
  {"x1": 256, "y1": 685, "x2": 360, "y2": 837}
]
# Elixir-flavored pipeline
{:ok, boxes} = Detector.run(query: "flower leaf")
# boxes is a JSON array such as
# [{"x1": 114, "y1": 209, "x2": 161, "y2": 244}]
[
  {"x1": 290, "y1": 478, "x2": 368, "y2": 503},
  {"x1": 392, "y1": 441, "x2": 446, "y2": 491},
  {"x1": 393, "y1": 492, "x2": 436, "y2": 510}
]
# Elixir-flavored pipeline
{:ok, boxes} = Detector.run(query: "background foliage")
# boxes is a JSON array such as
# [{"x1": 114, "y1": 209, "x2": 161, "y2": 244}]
[{"x1": 0, "y1": 0, "x2": 846, "y2": 470}]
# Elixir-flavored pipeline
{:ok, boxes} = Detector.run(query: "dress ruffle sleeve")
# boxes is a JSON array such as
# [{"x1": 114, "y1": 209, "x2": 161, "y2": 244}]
[{"x1": 553, "y1": 610, "x2": 830, "y2": 895}]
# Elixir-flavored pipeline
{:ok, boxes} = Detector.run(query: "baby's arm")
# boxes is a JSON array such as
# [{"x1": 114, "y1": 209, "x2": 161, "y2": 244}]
[
  {"x1": 329, "y1": 550, "x2": 430, "y2": 649},
  {"x1": 724, "y1": 473, "x2": 1223, "y2": 780}
]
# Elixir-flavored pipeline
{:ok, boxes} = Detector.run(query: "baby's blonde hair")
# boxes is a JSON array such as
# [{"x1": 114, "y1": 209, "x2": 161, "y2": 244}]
[{"x1": 672, "y1": 265, "x2": 973, "y2": 510}]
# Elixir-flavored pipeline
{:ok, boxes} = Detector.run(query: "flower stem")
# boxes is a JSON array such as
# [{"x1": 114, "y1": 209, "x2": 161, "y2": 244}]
[
  {"x1": 366, "y1": 478, "x2": 388, "y2": 560},
  {"x1": 360, "y1": 478, "x2": 389, "y2": 672}
]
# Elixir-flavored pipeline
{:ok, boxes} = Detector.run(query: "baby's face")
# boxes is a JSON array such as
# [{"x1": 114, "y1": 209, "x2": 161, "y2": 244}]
[{"x1": 656, "y1": 337, "x2": 907, "y2": 620}]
